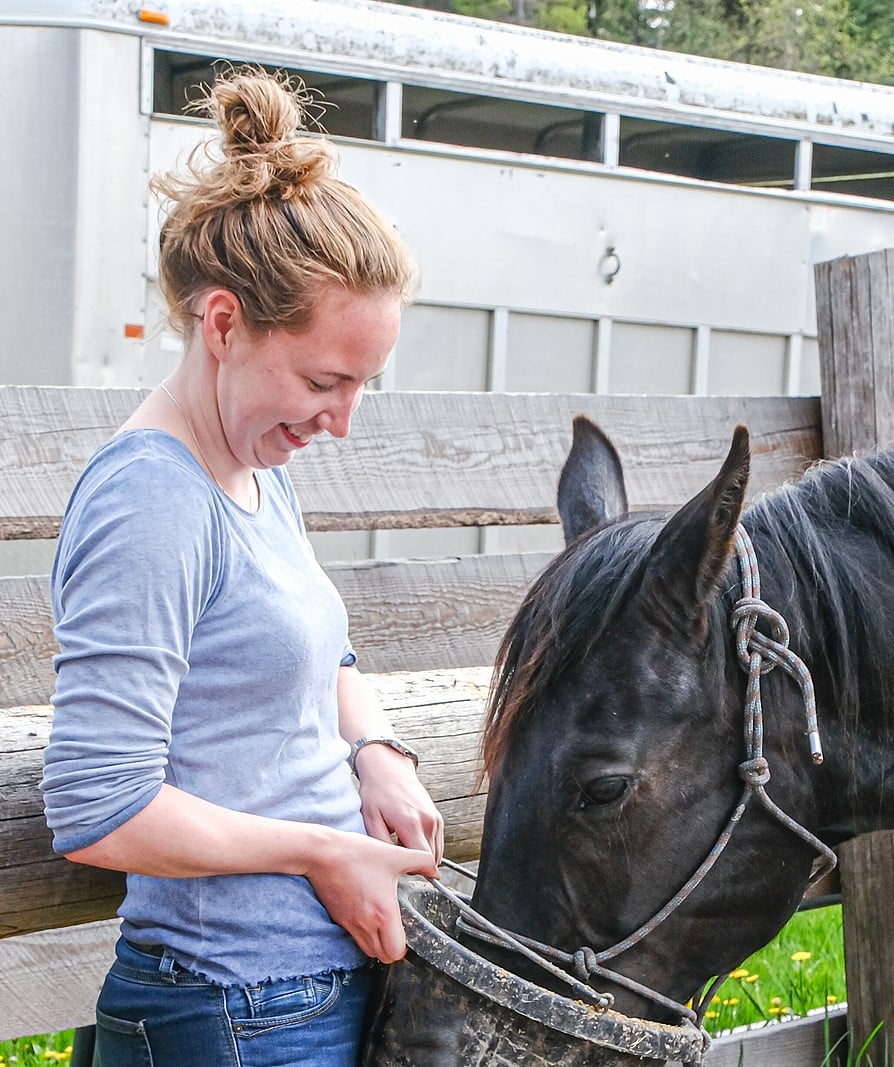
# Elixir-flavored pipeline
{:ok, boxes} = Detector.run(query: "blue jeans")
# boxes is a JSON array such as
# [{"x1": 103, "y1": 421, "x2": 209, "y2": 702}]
[{"x1": 93, "y1": 938, "x2": 374, "y2": 1067}]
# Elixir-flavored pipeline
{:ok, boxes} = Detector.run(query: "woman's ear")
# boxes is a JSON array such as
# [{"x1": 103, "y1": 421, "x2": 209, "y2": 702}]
[{"x1": 200, "y1": 289, "x2": 244, "y2": 362}]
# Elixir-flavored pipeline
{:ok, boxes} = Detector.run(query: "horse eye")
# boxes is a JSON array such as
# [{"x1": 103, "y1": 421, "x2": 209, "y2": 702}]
[{"x1": 576, "y1": 775, "x2": 630, "y2": 809}]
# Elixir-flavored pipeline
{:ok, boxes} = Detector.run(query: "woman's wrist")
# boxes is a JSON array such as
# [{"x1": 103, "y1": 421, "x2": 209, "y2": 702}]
[{"x1": 348, "y1": 736, "x2": 419, "y2": 776}]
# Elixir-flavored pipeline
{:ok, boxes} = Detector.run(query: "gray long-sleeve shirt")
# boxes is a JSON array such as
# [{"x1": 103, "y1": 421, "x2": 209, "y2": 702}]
[{"x1": 42, "y1": 430, "x2": 366, "y2": 985}]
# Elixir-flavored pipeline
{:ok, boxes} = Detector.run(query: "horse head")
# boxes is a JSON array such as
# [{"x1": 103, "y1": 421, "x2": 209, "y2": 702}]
[{"x1": 470, "y1": 417, "x2": 825, "y2": 1023}]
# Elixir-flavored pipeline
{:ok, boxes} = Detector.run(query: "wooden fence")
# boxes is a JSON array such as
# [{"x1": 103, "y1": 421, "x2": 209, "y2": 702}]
[{"x1": 1, "y1": 248, "x2": 892, "y2": 1063}]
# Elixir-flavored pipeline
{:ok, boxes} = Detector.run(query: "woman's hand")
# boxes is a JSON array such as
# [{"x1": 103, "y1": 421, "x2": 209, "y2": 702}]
[
  {"x1": 353, "y1": 742, "x2": 445, "y2": 864},
  {"x1": 336, "y1": 665, "x2": 445, "y2": 864},
  {"x1": 306, "y1": 827, "x2": 438, "y2": 962}
]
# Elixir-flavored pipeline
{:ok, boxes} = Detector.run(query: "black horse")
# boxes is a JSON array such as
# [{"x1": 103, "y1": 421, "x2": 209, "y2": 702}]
[
  {"x1": 469, "y1": 417, "x2": 894, "y2": 1026},
  {"x1": 364, "y1": 419, "x2": 894, "y2": 1065}
]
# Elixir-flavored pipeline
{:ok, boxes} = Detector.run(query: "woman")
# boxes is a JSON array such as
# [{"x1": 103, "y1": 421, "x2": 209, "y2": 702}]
[{"x1": 41, "y1": 69, "x2": 443, "y2": 1067}]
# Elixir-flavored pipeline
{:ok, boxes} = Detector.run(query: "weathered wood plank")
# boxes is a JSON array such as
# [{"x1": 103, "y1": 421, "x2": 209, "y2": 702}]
[
  {"x1": 668, "y1": 1009, "x2": 849, "y2": 1066},
  {"x1": 0, "y1": 918, "x2": 121, "y2": 1040},
  {"x1": 0, "y1": 553, "x2": 550, "y2": 706},
  {"x1": 839, "y1": 831, "x2": 894, "y2": 1061},
  {"x1": 815, "y1": 249, "x2": 894, "y2": 457},
  {"x1": 329, "y1": 550, "x2": 552, "y2": 673},
  {"x1": 0, "y1": 387, "x2": 822, "y2": 538},
  {"x1": 0, "y1": 668, "x2": 490, "y2": 939},
  {"x1": 0, "y1": 576, "x2": 56, "y2": 709}
]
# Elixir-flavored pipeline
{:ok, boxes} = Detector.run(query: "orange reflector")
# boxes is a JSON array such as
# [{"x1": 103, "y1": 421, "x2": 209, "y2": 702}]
[
  {"x1": 124, "y1": 324, "x2": 145, "y2": 339},
  {"x1": 138, "y1": 9, "x2": 170, "y2": 25}
]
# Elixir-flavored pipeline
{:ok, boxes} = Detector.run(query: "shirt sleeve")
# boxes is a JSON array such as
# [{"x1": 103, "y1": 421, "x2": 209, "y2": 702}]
[{"x1": 41, "y1": 451, "x2": 221, "y2": 854}]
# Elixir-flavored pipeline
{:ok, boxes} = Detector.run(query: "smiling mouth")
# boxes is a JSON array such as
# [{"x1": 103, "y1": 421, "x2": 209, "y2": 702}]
[{"x1": 284, "y1": 424, "x2": 313, "y2": 444}]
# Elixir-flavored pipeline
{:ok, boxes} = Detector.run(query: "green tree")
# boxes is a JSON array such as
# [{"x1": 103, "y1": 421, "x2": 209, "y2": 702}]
[
  {"x1": 584, "y1": 0, "x2": 654, "y2": 44},
  {"x1": 533, "y1": 0, "x2": 590, "y2": 35},
  {"x1": 737, "y1": 0, "x2": 894, "y2": 81},
  {"x1": 453, "y1": 0, "x2": 513, "y2": 18},
  {"x1": 652, "y1": 0, "x2": 745, "y2": 61}
]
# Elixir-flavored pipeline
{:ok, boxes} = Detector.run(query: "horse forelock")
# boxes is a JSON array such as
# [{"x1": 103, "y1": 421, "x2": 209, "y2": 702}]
[{"x1": 482, "y1": 517, "x2": 658, "y2": 775}]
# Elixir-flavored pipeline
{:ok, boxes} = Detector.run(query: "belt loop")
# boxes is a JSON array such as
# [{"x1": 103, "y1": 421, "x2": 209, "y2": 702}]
[{"x1": 159, "y1": 949, "x2": 178, "y2": 984}]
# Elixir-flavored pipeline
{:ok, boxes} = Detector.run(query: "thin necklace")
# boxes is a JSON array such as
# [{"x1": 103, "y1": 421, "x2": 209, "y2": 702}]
[
  {"x1": 159, "y1": 379, "x2": 227, "y2": 492},
  {"x1": 159, "y1": 380, "x2": 258, "y2": 510}
]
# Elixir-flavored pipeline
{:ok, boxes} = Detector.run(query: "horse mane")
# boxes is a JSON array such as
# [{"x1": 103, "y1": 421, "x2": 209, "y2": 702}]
[{"x1": 482, "y1": 449, "x2": 894, "y2": 775}]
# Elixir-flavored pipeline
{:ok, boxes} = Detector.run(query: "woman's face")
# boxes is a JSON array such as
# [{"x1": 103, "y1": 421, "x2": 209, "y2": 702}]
[{"x1": 213, "y1": 283, "x2": 402, "y2": 471}]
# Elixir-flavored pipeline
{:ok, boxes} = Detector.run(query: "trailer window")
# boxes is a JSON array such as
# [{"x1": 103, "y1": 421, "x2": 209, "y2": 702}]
[
  {"x1": 811, "y1": 143, "x2": 894, "y2": 201},
  {"x1": 402, "y1": 85, "x2": 603, "y2": 162},
  {"x1": 152, "y1": 50, "x2": 379, "y2": 141},
  {"x1": 619, "y1": 117, "x2": 796, "y2": 188}
]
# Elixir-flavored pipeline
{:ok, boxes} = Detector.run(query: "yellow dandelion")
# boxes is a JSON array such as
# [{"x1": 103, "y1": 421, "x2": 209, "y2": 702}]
[
  {"x1": 723, "y1": 997, "x2": 740, "y2": 1006},
  {"x1": 711, "y1": 994, "x2": 721, "y2": 1004},
  {"x1": 730, "y1": 968, "x2": 749, "y2": 979},
  {"x1": 769, "y1": 1006, "x2": 783, "y2": 1015},
  {"x1": 791, "y1": 950, "x2": 812, "y2": 962},
  {"x1": 745, "y1": 974, "x2": 759, "y2": 983},
  {"x1": 704, "y1": 1010, "x2": 719, "y2": 1019},
  {"x1": 827, "y1": 995, "x2": 839, "y2": 1004}
]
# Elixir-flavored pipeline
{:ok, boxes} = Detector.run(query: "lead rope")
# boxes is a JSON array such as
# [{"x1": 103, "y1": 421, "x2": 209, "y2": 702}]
[{"x1": 431, "y1": 524, "x2": 837, "y2": 1066}]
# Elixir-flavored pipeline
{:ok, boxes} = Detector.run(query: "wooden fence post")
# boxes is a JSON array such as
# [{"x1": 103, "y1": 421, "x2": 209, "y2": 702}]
[
  {"x1": 814, "y1": 248, "x2": 894, "y2": 456},
  {"x1": 838, "y1": 834, "x2": 894, "y2": 1064},
  {"x1": 815, "y1": 248, "x2": 894, "y2": 1061}
]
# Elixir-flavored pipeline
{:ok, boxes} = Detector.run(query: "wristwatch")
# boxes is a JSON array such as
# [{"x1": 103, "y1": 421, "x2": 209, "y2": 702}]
[{"x1": 348, "y1": 735, "x2": 419, "y2": 775}]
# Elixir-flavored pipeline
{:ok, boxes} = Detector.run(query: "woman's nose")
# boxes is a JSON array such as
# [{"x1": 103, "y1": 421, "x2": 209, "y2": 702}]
[{"x1": 324, "y1": 388, "x2": 363, "y2": 439}]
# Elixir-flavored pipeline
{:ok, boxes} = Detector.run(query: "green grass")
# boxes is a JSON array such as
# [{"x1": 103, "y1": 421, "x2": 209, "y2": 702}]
[
  {"x1": 700, "y1": 903, "x2": 847, "y2": 1036},
  {"x1": 0, "y1": 1030, "x2": 75, "y2": 1065}
]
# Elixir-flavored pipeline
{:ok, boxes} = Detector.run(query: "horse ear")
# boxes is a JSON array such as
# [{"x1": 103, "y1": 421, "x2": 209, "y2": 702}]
[
  {"x1": 557, "y1": 416, "x2": 629, "y2": 544},
  {"x1": 643, "y1": 425, "x2": 750, "y2": 633}
]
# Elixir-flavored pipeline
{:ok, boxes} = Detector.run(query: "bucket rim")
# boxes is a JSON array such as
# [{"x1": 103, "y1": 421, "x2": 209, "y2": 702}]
[{"x1": 398, "y1": 877, "x2": 706, "y2": 1062}]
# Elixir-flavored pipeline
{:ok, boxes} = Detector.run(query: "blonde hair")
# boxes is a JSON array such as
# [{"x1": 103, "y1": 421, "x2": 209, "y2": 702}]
[{"x1": 152, "y1": 69, "x2": 419, "y2": 335}]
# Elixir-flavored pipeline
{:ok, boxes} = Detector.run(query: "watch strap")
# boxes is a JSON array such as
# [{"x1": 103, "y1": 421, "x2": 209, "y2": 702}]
[{"x1": 348, "y1": 735, "x2": 419, "y2": 775}]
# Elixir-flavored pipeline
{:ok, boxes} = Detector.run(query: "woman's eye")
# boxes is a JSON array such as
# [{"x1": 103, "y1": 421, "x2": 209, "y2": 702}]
[
  {"x1": 576, "y1": 776, "x2": 629, "y2": 810},
  {"x1": 307, "y1": 379, "x2": 334, "y2": 393}
]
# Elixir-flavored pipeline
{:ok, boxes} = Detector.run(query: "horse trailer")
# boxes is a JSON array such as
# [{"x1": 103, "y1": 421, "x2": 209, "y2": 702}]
[{"x1": 2, "y1": 0, "x2": 894, "y2": 566}]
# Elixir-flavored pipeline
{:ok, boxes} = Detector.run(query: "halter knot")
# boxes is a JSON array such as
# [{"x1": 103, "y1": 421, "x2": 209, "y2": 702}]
[
  {"x1": 573, "y1": 946, "x2": 599, "y2": 983},
  {"x1": 739, "y1": 756, "x2": 770, "y2": 787},
  {"x1": 731, "y1": 596, "x2": 791, "y2": 676}
]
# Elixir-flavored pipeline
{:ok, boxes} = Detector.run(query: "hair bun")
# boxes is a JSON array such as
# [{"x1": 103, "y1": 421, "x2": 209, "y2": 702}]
[
  {"x1": 204, "y1": 69, "x2": 334, "y2": 200},
  {"x1": 153, "y1": 66, "x2": 417, "y2": 338}
]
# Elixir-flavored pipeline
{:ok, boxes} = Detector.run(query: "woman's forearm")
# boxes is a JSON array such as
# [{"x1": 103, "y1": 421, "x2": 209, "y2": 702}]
[
  {"x1": 336, "y1": 664, "x2": 395, "y2": 744},
  {"x1": 65, "y1": 782, "x2": 338, "y2": 878}
]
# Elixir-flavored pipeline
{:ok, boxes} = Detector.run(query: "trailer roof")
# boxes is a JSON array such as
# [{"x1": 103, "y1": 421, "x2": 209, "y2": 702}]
[{"x1": 4, "y1": 0, "x2": 894, "y2": 136}]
